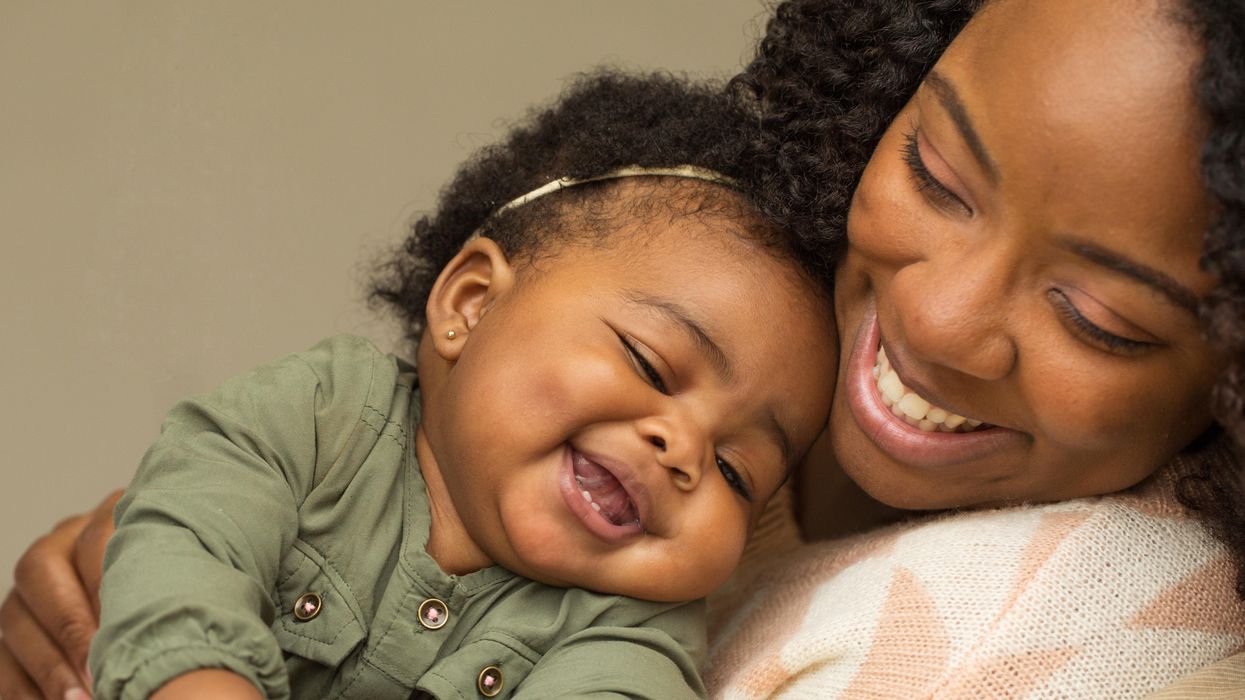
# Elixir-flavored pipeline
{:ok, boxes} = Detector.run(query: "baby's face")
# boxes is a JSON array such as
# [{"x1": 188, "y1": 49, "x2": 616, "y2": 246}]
[{"x1": 425, "y1": 212, "x2": 838, "y2": 601}]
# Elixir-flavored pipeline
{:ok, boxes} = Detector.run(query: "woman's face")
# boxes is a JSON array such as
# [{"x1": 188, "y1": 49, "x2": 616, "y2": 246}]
[{"x1": 831, "y1": 0, "x2": 1223, "y2": 509}]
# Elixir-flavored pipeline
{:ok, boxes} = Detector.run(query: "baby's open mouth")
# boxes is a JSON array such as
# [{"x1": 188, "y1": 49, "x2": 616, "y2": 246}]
[{"x1": 572, "y1": 451, "x2": 640, "y2": 527}]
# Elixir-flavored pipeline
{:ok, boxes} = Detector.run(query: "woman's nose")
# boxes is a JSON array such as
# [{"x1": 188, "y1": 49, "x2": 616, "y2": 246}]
[
  {"x1": 891, "y1": 246, "x2": 1018, "y2": 381},
  {"x1": 637, "y1": 414, "x2": 704, "y2": 491}
]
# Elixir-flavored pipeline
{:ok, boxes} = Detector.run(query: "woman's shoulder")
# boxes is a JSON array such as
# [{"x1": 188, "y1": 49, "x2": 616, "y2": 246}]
[{"x1": 706, "y1": 469, "x2": 1245, "y2": 698}]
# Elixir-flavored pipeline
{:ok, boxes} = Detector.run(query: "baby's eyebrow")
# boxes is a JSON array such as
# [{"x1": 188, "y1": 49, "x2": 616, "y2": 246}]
[
  {"x1": 623, "y1": 291, "x2": 794, "y2": 468},
  {"x1": 624, "y1": 291, "x2": 733, "y2": 383}
]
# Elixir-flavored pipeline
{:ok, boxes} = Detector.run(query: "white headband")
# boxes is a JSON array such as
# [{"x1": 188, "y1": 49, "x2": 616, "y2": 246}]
[{"x1": 467, "y1": 164, "x2": 738, "y2": 241}]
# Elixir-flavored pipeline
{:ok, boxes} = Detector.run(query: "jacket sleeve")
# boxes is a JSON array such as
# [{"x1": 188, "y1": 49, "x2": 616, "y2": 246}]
[
  {"x1": 88, "y1": 335, "x2": 383, "y2": 700},
  {"x1": 512, "y1": 601, "x2": 707, "y2": 700}
]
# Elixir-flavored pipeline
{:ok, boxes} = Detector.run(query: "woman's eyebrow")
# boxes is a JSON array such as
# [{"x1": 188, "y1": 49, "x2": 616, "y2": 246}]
[
  {"x1": 1061, "y1": 239, "x2": 1199, "y2": 314},
  {"x1": 924, "y1": 70, "x2": 1001, "y2": 184}
]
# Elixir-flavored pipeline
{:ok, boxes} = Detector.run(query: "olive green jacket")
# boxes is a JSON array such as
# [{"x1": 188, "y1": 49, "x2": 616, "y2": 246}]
[{"x1": 89, "y1": 335, "x2": 706, "y2": 700}]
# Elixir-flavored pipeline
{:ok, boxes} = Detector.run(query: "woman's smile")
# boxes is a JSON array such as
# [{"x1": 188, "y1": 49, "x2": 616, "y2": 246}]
[{"x1": 844, "y1": 301, "x2": 1026, "y2": 471}]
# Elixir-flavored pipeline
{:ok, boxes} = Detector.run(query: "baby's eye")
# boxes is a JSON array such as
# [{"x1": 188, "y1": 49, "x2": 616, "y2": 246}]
[
  {"x1": 620, "y1": 335, "x2": 669, "y2": 394},
  {"x1": 716, "y1": 455, "x2": 753, "y2": 502}
]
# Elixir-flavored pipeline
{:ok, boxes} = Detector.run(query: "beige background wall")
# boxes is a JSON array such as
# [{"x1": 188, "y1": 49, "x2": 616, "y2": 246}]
[{"x1": 0, "y1": 1, "x2": 768, "y2": 593}]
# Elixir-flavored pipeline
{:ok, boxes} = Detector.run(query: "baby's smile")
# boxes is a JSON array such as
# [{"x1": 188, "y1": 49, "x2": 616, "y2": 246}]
[
  {"x1": 573, "y1": 451, "x2": 642, "y2": 527},
  {"x1": 558, "y1": 446, "x2": 649, "y2": 543}
]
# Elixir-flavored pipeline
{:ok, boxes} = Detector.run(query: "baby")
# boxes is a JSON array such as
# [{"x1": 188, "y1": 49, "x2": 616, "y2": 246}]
[{"x1": 89, "y1": 72, "x2": 838, "y2": 699}]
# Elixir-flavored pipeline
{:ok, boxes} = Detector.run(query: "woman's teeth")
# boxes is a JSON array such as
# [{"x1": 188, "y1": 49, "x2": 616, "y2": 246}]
[{"x1": 872, "y1": 347, "x2": 985, "y2": 433}]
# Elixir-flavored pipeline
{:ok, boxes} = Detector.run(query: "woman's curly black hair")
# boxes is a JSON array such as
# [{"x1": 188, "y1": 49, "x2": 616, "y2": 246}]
[
  {"x1": 730, "y1": 0, "x2": 981, "y2": 287},
  {"x1": 369, "y1": 70, "x2": 803, "y2": 346},
  {"x1": 1177, "y1": 0, "x2": 1245, "y2": 599},
  {"x1": 734, "y1": 0, "x2": 1245, "y2": 596}
]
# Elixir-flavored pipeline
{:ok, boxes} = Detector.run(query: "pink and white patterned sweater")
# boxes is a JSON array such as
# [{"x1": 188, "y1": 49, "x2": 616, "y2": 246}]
[{"x1": 706, "y1": 452, "x2": 1245, "y2": 699}]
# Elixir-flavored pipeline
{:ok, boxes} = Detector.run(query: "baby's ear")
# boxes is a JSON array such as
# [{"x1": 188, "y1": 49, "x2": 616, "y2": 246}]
[{"x1": 425, "y1": 237, "x2": 515, "y2": 362}]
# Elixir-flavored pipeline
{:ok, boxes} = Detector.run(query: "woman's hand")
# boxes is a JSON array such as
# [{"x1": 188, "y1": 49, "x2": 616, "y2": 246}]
[{"x1": 0, "y1": 490, "x2": 121, "y2": 700}]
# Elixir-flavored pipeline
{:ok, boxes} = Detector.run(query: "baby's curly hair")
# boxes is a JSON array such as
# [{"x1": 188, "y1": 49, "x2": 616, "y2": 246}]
[
  {"x1": 736, "y1": 0, "x2": 1245, "y2": 596},
  {"x1": 369, "y1": 70, "x2": 805, "y2": 347}
]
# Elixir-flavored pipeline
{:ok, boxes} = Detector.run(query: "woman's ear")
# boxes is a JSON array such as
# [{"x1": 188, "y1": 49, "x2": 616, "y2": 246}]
[{"x1": 425, "y1": 237, "x2": 515, "y2": 362}]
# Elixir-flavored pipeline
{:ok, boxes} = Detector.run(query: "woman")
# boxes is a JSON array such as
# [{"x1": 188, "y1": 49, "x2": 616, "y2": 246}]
[
  {"x1": 4, "y1": 0, "x2": 1244, "y2": 697},
  {"x1": 700, "y1": 0, "x2": 1245, "y2": 695}
]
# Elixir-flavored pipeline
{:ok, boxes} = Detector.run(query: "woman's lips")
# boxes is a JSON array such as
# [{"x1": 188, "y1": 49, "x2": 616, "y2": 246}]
[
  {"x1": 845, "y1": 303, "x2": 1023, "y2": 469},
  {"x1": 558, "y1": 446, "x2": 648, "y2": 543}
]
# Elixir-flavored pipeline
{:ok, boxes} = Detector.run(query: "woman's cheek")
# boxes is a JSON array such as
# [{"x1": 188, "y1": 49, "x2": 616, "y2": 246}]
[
  {"x1": 1028, "y1": 357, "x2": 1182, "y2": 456},
  {"x1": 848, "y1": 159, "x2": 933, "y2": 266}
]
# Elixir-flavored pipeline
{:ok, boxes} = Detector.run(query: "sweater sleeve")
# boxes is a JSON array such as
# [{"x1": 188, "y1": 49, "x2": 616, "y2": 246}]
[
  {"x1": 88, "y1": 335, "x2": 385, "y2": 700},
  {"x1": 706, "y1": 490, "x2": 1245, "y2": 698}
]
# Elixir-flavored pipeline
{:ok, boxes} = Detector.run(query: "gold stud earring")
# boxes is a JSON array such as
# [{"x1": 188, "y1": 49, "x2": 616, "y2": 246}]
[{"x1": 445, "y1": 330, "x2": 457, "y2": 340}]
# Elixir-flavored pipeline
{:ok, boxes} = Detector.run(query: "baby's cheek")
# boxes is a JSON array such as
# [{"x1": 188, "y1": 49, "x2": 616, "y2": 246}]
[
  {"x1": 530, "y1": 352, "x2": 634, "y2": 423},
  {"x1": 690, "y1": 521, "x2": 750, "y2": 596}
]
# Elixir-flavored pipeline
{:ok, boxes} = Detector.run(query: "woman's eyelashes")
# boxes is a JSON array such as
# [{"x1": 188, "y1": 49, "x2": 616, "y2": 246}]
[
  {"x1": 899, "y1": 125, "x2": 1153, "y2": 357},
  {"x1": 901, "y1": 125, "x2": 972, "y2": 216},
  {"x1": 1046, "y1": 289, "x2": 1153, "y2": 355},
  {"x1": 619, "y1": 333, "x2": 754, "y2": 502}
]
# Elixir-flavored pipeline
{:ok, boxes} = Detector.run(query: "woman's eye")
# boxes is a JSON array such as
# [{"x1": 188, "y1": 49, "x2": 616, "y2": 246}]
[
  {"x1": 901, "y1": 125, "x2": 972, "y2": 217},
  {"x1": 1047, "y1": 289, "x2": 1153, "y2": 355},
  {"x1": 620, "y1": 335, "x2": 669, "y2": 394},
  {"x1": 716, "y1": 455, "x2": 753, "y2": 503}
]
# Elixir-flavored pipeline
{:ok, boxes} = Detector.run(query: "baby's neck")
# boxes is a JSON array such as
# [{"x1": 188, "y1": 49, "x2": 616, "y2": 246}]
[{"x1": 414, "y1": 427, "x2": 495, "y2": 575}]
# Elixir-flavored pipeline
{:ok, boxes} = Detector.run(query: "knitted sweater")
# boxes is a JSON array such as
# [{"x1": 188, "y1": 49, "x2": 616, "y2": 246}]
[{"x1": 705, "y1": 452, "x2": 1245, "y2": 699}]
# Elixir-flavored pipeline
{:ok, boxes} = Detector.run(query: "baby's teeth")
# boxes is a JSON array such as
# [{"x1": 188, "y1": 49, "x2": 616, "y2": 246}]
[
  {"x1": 943, "y1": 414, "x2": 966, "y2": 429},
  {"x1": 581, "y1": 490, "x2": 592, "y2": 502},
  {"x1": 918, "y1": 419, "x2": 937, "y2": 432},
  {"x1": 927, "y1": 407, "x2": 948, "y2": 423},
  {"x1": 591, "y1": 502, "x2": 601, "y2": 512},
  {"x1": 966, "y1": 418, "x2": 982, "y2": 428}
]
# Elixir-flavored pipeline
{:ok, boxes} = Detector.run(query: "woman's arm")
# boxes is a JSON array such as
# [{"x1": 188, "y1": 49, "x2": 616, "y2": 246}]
[
  {"x1": 0, "y1": 491, "x2": 119, "y2": 700},
  {"x1": 150, "y1": 669, "x2": 263, "y2": 700}
]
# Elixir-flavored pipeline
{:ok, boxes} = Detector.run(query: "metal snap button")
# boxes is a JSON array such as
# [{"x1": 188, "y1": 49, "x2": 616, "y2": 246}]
[
  {"x1": 418, "y1": 598, "x2": 449, "y2": 630},
  {"x1": 292, "y1": 592, "x2": 323, "y2": 621},
  {"x1": 477, "y1": 665, "x2": 503, "y2": 697}
]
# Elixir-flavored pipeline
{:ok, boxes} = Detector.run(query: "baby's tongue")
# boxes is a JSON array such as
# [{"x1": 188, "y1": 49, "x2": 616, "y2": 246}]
[{"x1": 572, "y1": 452, "x2": 638, "y2": 526}]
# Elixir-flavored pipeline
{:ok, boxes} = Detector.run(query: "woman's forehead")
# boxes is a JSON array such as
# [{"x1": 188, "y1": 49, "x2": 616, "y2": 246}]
[
  {"x1": 929, "y1": 0, "x2": 1210, "y2": 273},
  {"x1": 950, "y1": 0, "x2": 1202, "y2": 128}
]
